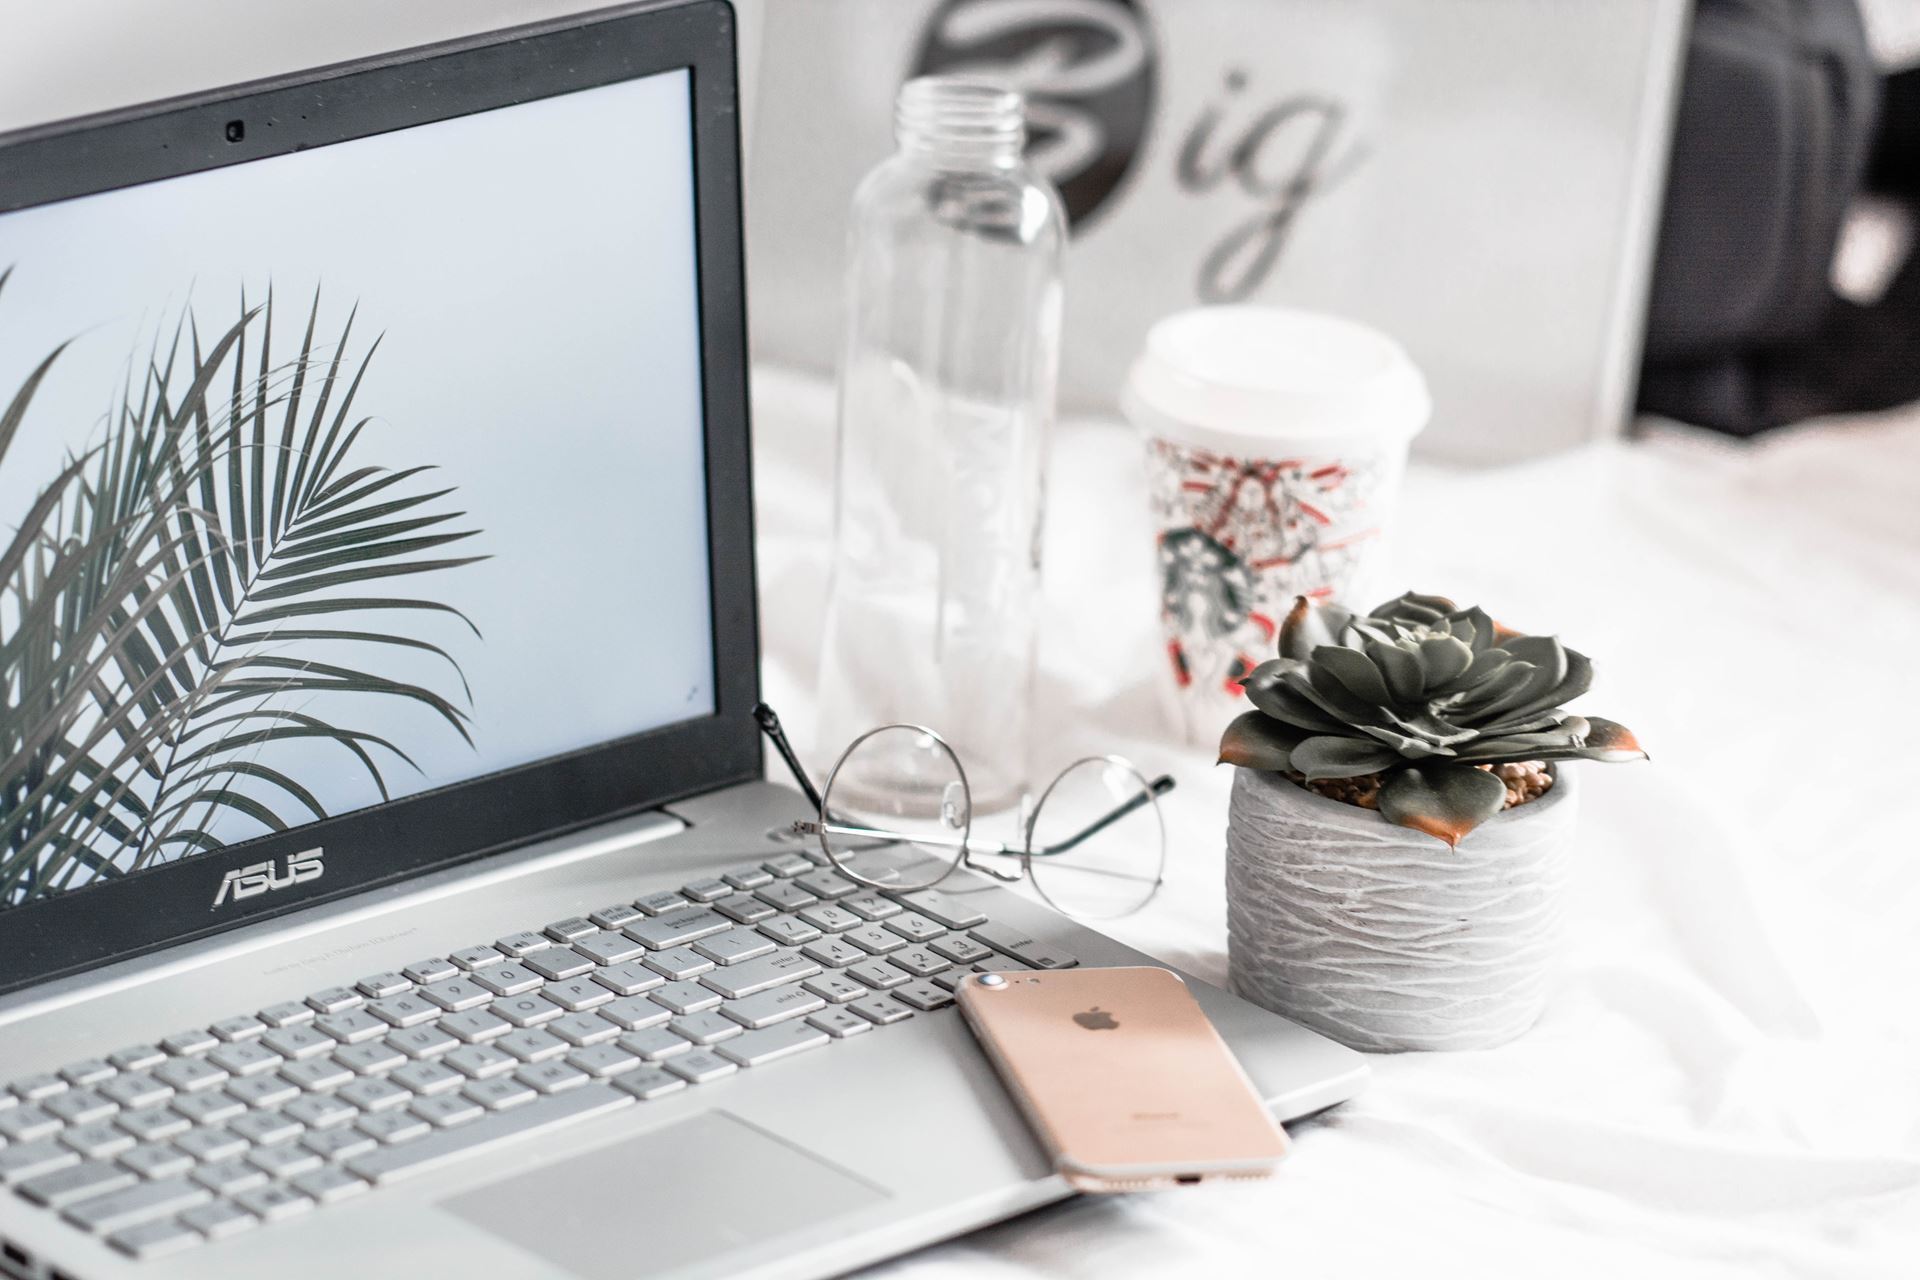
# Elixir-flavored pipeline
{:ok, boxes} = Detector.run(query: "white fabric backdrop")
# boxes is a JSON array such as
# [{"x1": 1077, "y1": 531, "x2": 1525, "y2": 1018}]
[{"x1": 751, "y1": 365, "x2": 1920, "y2": 1279}]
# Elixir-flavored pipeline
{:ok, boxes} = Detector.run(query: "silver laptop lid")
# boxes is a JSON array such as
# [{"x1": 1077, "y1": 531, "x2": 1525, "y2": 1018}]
[{"x1": 0, "y1": 1, "x2": 759, "y2": 996}]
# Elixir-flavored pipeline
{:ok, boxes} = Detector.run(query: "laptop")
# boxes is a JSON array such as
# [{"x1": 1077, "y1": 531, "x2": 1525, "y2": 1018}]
[{"x1": 0, "y1": 3, "x2": 1367, "y2": 1276}]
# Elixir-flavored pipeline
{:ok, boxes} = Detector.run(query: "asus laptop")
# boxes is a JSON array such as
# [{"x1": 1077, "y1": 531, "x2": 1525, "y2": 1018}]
[{"x1": 0, "y1": 3, "x2": 1365, "y2": 1276}]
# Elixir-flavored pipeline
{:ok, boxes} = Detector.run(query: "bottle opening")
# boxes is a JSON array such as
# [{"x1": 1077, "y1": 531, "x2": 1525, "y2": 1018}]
[{"x1": 895, "y1": 77, "x2": 1026, "y2": 163}]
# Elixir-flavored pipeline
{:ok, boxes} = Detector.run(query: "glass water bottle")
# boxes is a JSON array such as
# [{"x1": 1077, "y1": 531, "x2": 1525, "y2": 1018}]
[{"x1": 815, "y1": 78, "x2": 1067, "y2": 815}]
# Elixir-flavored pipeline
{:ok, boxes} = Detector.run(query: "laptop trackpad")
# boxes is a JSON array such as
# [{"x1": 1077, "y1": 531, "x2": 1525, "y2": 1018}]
[{"x1": 440, "y1": 1110, "x2": 889, "y2": 1280}]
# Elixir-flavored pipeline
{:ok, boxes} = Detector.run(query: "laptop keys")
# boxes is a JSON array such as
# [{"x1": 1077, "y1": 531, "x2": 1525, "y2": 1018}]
[
  {"x1": 966, "y1": 923, "x2": 1080, "y2": 970},
  {"x1": 100, "y1": 1072, "x2": 171, "y2": 1110},
  {"x1": 108, "y1": 1044, "x2": 168, "y2": 1071},
  {"x1": 62, "y1": 1174, "x2": 210, "y2": 1233},
  {"x1": 693, "y1": 928, "x2": 776, "y2": 966},
  {"x1": 472, "y1": 962, "x2": 544, "y2": 997},
  {"x1": 11, "y1": 1074, "x2": 66, "y2": 1103},
  {"x1": 894, "y1": 889, "x2": 988, "y2": 930},
  {"x1": 588, "y1": 902, "x2": 645, "y2": 930},
  {"x1": 355, "y1": 973, "x2": 413, "y2": 999},
  {"x1": 495, "y1": 931, "x2": 553, "y2": 958},
  {"x1": 840, "y1": 893, "x2": 903, "y2": 921},
  {"x1": 713, "y1": 1021, "x2": 829, "y2": 1068},
  {"x1": 160, "y1": 1029, "x2": 219, "y2": 1056},
  {"x1": 402, "y1": 958, "x2": 460, "y2": 986},
  {"x1": 0, "y1": 1140, "x2": 80, "y2": 1183},
  {"x1": 59, "y1": 1059, "x2": 114, "y2": 1087},
  {"x1": 663, "y1": 1051, "x2": 737, "y2": 1083},
  {"x1": 209, "y1": 1016, "x2": 267, "y2": 1043},
  {"x1": 345, "y1": 1084, "x2": 628, "y2": 1185},
  {"x1": 622, "y1": 908, "x2": 731, "y2": 951},
  {"x1": 641, "y1": 947, "x2": 714, "y2": 981},
  {"x1": 591, "y1": 961, "x2": 666, "y2": 997},
  {"x1": 848, "y1": 996, "x2": 914, "y2": 1026},
  {"x1": 680, "y1": 878, "x2": 731, "y2": 903},
  {"x1": 419, "y1": 977, "x2": 495, "y2": 1011},
  {"x1": 611, "y1": 1066, "x2": 686, "y2": 1100},
  {"x1": 712, "y1": 894, "x2": 778, "y2": 924},
  {"x1": 698, "y1": 952, "x2": 819, "y2": 1001},
  {"x1": 44, "y1": 1089, "x2": 116, "y2": 1125},
  {"x1": 180, "y1": 1198, "x2": 257, "y2": 1240},
  {"x1": 806, "y1": 1008, "x2": 873, "y2": 1039},
  {"x1": 543, "y1": 917, "x2": 597, "y2": 942},
  {"x1": 0, "y1": 864, "x2": 1081, "y2": 1251},
  {"x1": 891, "y1": 982, "x2": 954, "y2": 1011},
  {"x1": 255, "y1": 997, "x2": 314, "y2": 1028},
  {"x1": 523, "y1": 949, "x2": 596, "y2": 982},
  {"x1": 572, "y1": 931, "x2": 647, "y2": 966},
  {"x1": 449, "y1": 946, "x2": 508, "y2": 971},
  {"x1": 721, "y1": 987, "x2": 824, "y2": 1030},
  {"x1": 107, "y1": 1217, "x2": 201, "y2": 1259},
  {"x1": 756, "y1": 917, "x2": 822, "y2": 947},
  {"x1": 881, "y1": 913, "x2": 946, "y2": 945}
]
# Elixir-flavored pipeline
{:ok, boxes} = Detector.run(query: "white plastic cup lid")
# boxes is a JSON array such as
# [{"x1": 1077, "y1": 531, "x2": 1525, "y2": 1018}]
[{"x1": 1123, "y1": 305, "x2": 1430, "y2": 455}]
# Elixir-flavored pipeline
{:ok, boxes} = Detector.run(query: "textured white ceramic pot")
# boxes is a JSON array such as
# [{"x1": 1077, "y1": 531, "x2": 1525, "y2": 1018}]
[{"x1": 1225, "y1": 766, "x2": 1578, "y2": 1052}]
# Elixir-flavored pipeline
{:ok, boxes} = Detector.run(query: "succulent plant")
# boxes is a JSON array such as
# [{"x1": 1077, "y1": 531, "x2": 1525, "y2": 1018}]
[{"x1": 1220, "y1": 592, "x2": 1645, "y2": 846}]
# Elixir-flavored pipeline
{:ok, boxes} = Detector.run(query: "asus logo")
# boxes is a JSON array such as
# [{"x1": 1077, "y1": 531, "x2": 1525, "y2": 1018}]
[{"x1": 212, "y1": 848, "x2": 324, "y2": 908}]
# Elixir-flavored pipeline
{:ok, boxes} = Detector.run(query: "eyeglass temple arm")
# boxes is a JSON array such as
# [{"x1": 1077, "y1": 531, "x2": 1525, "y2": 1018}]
[
  {"x1": 1031, "y1": 774, "x2": 1176, "y2": 858},
  {"x1": 754, "y1": 702, "x2": 825, "y2": 812},
  {"x1": 789, "y1": 770, "x2": 1176, "y2": 858}
]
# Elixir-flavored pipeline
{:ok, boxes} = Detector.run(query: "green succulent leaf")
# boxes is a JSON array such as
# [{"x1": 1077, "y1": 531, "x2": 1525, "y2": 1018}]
[
  {"x1": 1449, "y1": 659, "x2": 1534, "y2": 713},
  {"x1": 1356, "y1": 722, "x2": 1456, "y2": 758},
  {"x1": 1310, "y1": 644, "x2": 1393, "y2": 706},
  {"x1": 1417, "y1": 636, "x2": 1473, "y2": 686},
  {"x1": 1228, "y1": 594, "x2": 1641, "y2": 797},
  {"x1": 1447, "y1": 646, "x2": 1516, "y2": 693},
  {"x1": 1366, "y1": 639, "x2": 1424, "y2": 702},
  {"x1": 1371, "y1": 591, "x2": 1456, "y2": 627},
  {"x1": 1243, "y1": 661, "x2": 1345, "y2": 732},
  {"x1": 1566, "y1": 716, "x2": 1646, "y2": 761},
  {"x1": 1289, "y1": 735, "x2": 1402, "y2": 780},
  {"x1": 1277, "y1": 595, "x2": 1352, "y2": 661},
  {"x1": 1456, "y1": 605, "x2": 1499, "y2": 652},
  {"x1": 1217, "y1": 712, "x2": 1311, "y2": 771},
  {"x1": 1492, "y1": 646, "x2": 1594, "y2": 725},
  {"x1": 1377, "y1": 762, "x2": 1510, "y2": 847},
  {"x1": 1447, "y1": 716, "x2": 1589, "y2": 762}
]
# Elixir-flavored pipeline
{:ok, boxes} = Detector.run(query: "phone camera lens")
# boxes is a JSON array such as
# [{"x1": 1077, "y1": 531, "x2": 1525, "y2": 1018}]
[{"x1": 225, "y1": 120, "x2": 245, "y2": 143}]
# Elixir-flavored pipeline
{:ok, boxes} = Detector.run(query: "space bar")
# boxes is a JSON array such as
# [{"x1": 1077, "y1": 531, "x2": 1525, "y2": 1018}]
[{"x1": 345, "y1": 1085, "x2": 632, "y2": 1185}]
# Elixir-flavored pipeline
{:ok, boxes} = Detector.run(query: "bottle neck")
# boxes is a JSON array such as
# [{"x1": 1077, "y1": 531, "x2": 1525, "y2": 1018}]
[{"x1": 894, "y1": 77, "x2": 1026, "y2": 169}]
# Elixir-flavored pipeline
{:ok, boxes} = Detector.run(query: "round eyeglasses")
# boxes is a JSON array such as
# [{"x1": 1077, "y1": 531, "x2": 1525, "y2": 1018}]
[{"x1": 755, "y1": 706, "x2": 1173, "y2": 919}]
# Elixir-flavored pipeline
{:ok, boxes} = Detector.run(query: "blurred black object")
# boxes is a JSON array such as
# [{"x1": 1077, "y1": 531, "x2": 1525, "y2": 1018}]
[{"x1": 1636, "y1": 0, "x2": 1907, "y2": 436}]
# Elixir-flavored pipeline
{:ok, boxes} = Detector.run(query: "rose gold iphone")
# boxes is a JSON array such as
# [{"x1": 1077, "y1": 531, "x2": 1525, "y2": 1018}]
[{"x1": 957, "y1": 966, "x2": 1289, "y2": 1191}]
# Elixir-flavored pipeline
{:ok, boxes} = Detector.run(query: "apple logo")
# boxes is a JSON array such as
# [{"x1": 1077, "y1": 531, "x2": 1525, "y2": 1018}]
[{"x1": 1073, "y1": 1006, "x2": 1119, "y2": 1031}]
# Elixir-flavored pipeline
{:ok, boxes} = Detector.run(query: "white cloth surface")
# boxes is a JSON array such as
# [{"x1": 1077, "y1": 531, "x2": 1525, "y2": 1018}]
[{"x1": 749, "y1": 365, "x2": 1920, "y2": 1279}]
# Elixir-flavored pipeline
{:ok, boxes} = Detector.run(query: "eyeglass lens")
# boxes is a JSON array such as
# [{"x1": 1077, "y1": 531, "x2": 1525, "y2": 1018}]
[
  {"x1": 1025, "y1": 757, "x2": 1166, "y2": 919},
  {"x1": 818, "y1": 725, "x2": 971, "y2": 890}
]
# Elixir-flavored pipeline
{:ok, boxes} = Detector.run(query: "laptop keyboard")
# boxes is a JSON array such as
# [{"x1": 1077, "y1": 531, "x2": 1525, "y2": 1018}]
[{"x1": 0, "y1": 853, "x2": 1077, "y2": 1262}]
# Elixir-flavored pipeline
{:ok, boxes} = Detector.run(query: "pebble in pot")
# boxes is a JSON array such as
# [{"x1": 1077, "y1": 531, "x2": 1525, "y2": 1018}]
[{"x1": 1218, "y1": 592, "x2": 1646, "y2": 1052}]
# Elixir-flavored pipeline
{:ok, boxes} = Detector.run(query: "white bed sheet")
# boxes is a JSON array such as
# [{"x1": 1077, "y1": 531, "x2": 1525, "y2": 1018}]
[{"x1": 748, "y1": 366, "x2": 1920, "y2": 1279}]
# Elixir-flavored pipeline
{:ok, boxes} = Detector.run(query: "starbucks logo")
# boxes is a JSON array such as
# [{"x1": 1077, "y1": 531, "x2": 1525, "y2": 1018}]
[{"x1": 911, "y1": 0, "x2": 1157, "y2": 230}]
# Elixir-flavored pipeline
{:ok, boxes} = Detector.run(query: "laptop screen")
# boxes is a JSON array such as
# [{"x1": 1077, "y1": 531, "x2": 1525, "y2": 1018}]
[{"x1": 0, "y1": 69, "x2": 716, "y2": 913}]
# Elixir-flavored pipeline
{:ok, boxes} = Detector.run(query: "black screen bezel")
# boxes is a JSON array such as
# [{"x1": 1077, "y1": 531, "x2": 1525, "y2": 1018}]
[{"x1": 0, "y1": 0, "x2": 760, "y2": 996}]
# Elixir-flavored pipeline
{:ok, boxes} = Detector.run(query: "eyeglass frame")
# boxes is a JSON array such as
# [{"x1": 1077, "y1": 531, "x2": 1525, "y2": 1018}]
[{"x1": 753, "y1": 703, "x2": 1175, "y2": 918}]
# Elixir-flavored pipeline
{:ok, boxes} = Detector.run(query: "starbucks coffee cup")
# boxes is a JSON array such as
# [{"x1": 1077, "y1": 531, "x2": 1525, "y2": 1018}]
[{"x1": 1122, "y1": 305, "x2": 1430, "y2": 746}]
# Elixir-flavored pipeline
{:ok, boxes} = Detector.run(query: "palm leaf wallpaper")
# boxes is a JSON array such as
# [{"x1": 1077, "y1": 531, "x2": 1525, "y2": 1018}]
[{"x1": 0, "y1": 267, "x2": 486, "y2": 908}]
